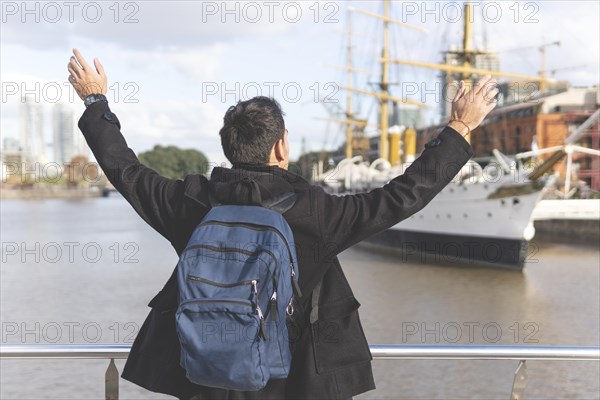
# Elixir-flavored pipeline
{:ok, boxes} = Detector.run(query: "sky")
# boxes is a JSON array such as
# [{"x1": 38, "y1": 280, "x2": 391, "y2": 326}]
[{"x1": 1, "y1": 0, "x2": 599, "y2": 164}]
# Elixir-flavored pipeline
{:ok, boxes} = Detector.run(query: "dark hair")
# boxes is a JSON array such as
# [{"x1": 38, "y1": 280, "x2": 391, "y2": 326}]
[{"x1": 219, "y1": 96, "x2": 286, "y2": 164}]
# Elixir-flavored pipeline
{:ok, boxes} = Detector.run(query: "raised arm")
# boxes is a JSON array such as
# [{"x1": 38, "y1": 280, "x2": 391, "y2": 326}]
[
  {"x1": 318, "y1": 76, "x2": 499, "y2": 254},
  {"x1": 68, "y1": 48, "x2": 185, "y2": 241}
]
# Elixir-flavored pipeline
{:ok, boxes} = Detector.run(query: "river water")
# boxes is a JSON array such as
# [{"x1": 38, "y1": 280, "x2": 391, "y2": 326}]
[{"x1": 1, "y1": 197, "x2": 598, "y2": 399}]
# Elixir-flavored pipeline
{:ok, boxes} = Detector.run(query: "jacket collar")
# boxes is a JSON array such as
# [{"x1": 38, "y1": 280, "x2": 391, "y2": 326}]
[{"x1": 184, "y1": 164, "x2": 310, "y2": 206}]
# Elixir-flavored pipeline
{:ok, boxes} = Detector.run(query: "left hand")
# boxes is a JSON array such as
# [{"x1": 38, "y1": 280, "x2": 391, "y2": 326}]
[
  {"x1": 449, "y1": 75, "x2": 499, "y2": 135},
  {"x1": 67, "y1": 48, "x2": 107, "y2": 100}
]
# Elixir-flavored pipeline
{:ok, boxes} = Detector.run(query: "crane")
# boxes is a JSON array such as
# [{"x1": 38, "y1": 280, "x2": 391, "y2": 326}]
[
  {"x1": 497, "y1": 41, "x2": 561, "y2": 90},
  {"x1": 550, "y1": 65, "x2": 587, "y2": 77}
]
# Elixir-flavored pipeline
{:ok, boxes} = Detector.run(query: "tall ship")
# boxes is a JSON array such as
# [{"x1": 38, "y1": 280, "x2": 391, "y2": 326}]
[{"x1": 308, "y1": 1, "x2": 599, "y2": 269}]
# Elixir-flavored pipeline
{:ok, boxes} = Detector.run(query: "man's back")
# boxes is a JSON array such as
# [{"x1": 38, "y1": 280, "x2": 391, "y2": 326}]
[
  {"x1": 77, "y1": 103, "x2": 472, "y2": 399},
  {"x1": 69, "y1": 48, "x2": 497, "y2": 399}
]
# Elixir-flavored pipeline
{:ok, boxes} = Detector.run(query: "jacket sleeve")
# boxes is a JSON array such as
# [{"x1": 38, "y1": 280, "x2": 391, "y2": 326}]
[
  {"x1": 78, "y1": 101, "x2": 184, "y2": 241},
  {"x1": 317, "y1": 127, "x2": 474, "y2": 254}
]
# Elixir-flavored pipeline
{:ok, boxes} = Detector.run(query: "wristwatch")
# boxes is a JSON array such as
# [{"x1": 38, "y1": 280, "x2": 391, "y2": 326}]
[{"x1": 84, "y1": 93, "x2": 108, "y2": 108}]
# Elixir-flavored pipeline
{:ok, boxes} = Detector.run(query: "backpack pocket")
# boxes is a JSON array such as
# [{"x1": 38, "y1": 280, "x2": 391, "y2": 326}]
[{"x1": 176, "y1": 298, "x2": 270, "y2": 391}]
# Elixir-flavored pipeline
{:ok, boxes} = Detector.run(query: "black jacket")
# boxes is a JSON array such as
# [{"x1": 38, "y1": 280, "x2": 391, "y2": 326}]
[{"x1": 78, "y1": 101, "x2": 473, "y2": 399}]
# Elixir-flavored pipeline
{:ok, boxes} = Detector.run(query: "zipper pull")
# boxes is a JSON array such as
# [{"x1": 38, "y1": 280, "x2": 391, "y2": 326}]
[
  {"x1": 259, "y1": 319, "x2": 268, "y2": 341},
  {"x1": 269, "y1": 291, "x2": 279, "y2": 321},
  {"x1": 256, "y1": 305, "x2": 268, "y2": 340},
  {"x1": 286, "y1": 298, "x2": 294, "y2": 316},
  {"x1": 291, "y1": 264, "x2": 302, "y2": 298},
  {"x1": 251, "y1": 279, "x2": 259, "y2": 302},
  {"x1": 253, "y1": 280, "x2": 268, "y2": 340}
]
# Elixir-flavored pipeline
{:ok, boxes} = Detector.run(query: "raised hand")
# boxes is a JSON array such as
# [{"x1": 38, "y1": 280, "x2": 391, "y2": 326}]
[
  {"x1": 67, "y1": 48, "x2": 107, "y2": 100},
  {"x1": 448, "y1": 75, "x2": 499, "y2": 137}
]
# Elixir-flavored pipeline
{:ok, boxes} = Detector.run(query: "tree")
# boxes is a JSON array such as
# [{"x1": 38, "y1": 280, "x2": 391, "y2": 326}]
[
  {"x1": 138, "y1": 145, "x2": 209, "y2": 179},
  {"x1": 66, "y1": 155, "x2": 98, "y2": 187}
]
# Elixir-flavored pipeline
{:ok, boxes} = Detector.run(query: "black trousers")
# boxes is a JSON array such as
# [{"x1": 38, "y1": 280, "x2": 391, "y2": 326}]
[{"x1": 182, "y1": 379, "x2": 353, "y2": 400}]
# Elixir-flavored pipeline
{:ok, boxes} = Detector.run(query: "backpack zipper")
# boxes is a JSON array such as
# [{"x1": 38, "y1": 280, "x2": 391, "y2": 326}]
[
  {"x1": 252, "y1": 280, "x2": 268, "y2": 340},
  {"x1": 269, "y1": 275, "x2": 278, "y2": 321},
  {"x1": 269, "y1": 292, "x2": 278, "y2": 322},
  {"x1": 180, "y1": 281, "x2": 268, "y2": 341},
  {"x1": 182, "y1": 244, "x2": 276, "y2": 262},
  {"x1": 180, "y1": 298, "x2": 252, "y2": 308},
  {"x1": 196, "y1": 221, "x2": 302, "y2": 299},
  {"x1": 187, "y1": 275, "x2": 257, "y2": 289}
]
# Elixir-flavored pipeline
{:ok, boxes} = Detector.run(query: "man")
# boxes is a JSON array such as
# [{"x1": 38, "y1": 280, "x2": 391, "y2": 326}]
[{"x1": 67, "y1": 48, "x2": 497, "y2": 400}]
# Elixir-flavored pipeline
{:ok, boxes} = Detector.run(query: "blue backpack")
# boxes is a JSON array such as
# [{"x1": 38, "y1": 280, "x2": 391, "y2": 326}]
[{"x1": 175, "y1": 192, "x2": 301, "y2": 391}]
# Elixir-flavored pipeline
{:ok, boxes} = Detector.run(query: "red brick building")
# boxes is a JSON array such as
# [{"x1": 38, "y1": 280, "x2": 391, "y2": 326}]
[{"x1": 416, "y1": 87, "x2": 599, "y2": 190}]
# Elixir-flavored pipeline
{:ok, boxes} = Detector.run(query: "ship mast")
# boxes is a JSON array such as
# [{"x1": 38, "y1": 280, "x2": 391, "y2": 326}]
[
  {"x1": 458, "y1": 1, "x2": 476, "y2": 143},
  {"x1": 324, "y1": 10, "x2": 372, "y2": 159},
  {"x1": 339, "y1": 2, "x2": 427, "y2": 163},
  {"x1": 380, "y1": 1, "x2": 554, "y2": 144},
  {"x1": 345, "y1": 7, "x2": 354, "y2": 159},
  {"x1": 461, "y1": 1, "x2": 474, "y2": 88},
  {"x1": 379, "y1": 0, "x2": 391, "y2": 161}
]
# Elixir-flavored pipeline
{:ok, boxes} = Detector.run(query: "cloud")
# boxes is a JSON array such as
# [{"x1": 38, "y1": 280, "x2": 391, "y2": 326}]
[
  {"x1": 2, "y1": 0, "x2": 598, "y2": 161},
  {"x1": 90, "y1": 42, "x2": 227, "y2": 82},
  {"x1": 0, "y1": 1, "x2": 308, "y2": 51},
  {"x1": 109, "y1": 99, "x2": 226, "y2": 162},
  {"x1": 170, "y1": 46, "x2": 226, "y2": 81}
]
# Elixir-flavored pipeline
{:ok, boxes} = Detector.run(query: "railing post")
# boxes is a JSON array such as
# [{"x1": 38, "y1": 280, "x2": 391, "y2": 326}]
[
  {"x1": 105, "y1": 358, "x2": 119, "y2": 400},
  {"x1": 510, "y1": 360, "x2": 527, "y2": 400}
]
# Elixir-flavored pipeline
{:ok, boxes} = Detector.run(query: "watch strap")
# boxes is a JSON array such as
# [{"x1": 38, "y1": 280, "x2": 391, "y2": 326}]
[{"x1": 84, "y1": 93, "x2": 108, "y2": 108}]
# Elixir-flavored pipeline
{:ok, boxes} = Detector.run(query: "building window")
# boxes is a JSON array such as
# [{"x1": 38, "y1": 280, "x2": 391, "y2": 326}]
[{"x1": 514, "y1": 127, "x2": 521, "y2": 153}]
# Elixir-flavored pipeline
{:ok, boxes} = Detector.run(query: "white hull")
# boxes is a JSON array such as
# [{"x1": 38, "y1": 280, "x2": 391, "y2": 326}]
[
  {"x1": 394, "y1": 175, "x2": 544, "y2": 241},
  {"x1": 319, "y1": 159, "x2": 546, "y2": 243}
]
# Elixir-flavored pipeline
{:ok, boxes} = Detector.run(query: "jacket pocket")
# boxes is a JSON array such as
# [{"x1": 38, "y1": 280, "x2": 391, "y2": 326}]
[
  {"x1": 310, "y1": 296, "x2": 372, "y2": 374},
  {"x1": 137, "y1": 293, "x2": 180, "y2": 366}
]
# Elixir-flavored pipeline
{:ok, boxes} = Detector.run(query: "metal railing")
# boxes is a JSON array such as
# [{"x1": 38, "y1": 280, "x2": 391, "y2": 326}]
[{"x1": 1, "y1": 344, "x2": 599, "y2": 400}]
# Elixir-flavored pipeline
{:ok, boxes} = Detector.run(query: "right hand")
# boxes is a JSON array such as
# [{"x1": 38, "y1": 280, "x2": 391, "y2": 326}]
[
  {"x1": 67, "y1": 48, "x2": 108, "y2": 101},
  {"x1": 448, "y1": 75, "x2": 498, "y2": 136}
]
